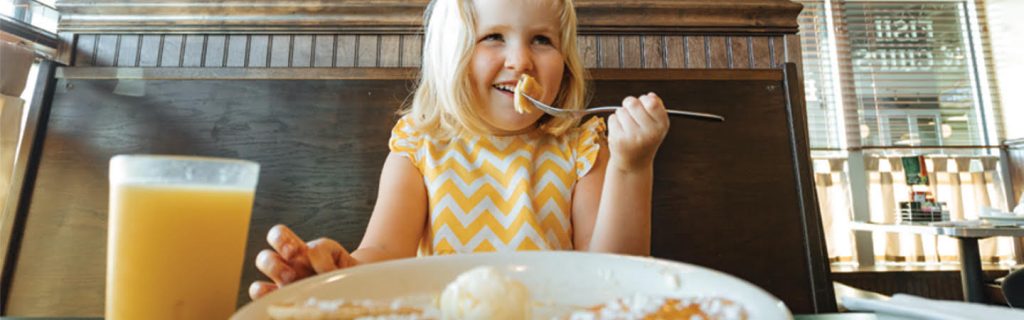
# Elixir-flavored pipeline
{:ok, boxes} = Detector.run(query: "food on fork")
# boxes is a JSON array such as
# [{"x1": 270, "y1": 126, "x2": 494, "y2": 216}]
[
  {"x1": 439, "y1": 266, "x2": 531, "y2": 320},
  {"x1": 568, "y1": 295, "x2": 749, "y2": 320},
  {"x1": 514, "y1": 74, "x2": 543, "y2": 114},
  {"x1": 267, "y1": 298, "x2": 427, "y2": 320}
]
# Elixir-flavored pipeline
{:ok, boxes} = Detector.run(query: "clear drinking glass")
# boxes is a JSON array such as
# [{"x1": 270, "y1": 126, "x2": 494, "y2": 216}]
[{"x1": 107, "y1": 155, "x2": 260, "y2": 320}]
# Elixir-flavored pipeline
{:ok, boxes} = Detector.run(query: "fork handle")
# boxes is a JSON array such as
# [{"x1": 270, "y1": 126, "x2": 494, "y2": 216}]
[{"x1": 584, "y1": 106, "x2": 725, "y2": 122}]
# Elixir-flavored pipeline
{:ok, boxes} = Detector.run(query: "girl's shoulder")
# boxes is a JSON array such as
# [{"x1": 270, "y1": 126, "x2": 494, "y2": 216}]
[
  {"x1": 566, "y1": 117, "x2": 606, "y2": 177},
  {"x1": 389, "y1": 115, "x2": 430, "y2": 161},
  {"x1": 568, "y1": 116, "x2": 606, "y2": 145}
]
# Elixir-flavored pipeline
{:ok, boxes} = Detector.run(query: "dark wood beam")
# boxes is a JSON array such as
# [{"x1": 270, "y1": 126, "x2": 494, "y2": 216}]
[{"x1": 56, "y1": 0, "x2": 803, "y2": 34}]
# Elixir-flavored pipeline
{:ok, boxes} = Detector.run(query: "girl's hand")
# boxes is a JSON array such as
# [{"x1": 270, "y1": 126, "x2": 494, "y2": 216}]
[
  {"x1": 249, "y1": 224, "x2": 357, "y2": 300},
  {"x1": 606, "y1": 93, "x2": 670, "y2": 172}
]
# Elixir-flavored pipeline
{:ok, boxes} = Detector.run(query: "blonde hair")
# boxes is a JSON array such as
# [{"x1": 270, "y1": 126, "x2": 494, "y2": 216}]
[{"x1": 401, "y1": 0, "x2": 588, "y2": 139}]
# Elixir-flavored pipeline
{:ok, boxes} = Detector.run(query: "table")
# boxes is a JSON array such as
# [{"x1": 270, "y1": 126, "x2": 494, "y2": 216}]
[{"x1": 851, "y1": 221, "x2": 1024, "y2": 303}]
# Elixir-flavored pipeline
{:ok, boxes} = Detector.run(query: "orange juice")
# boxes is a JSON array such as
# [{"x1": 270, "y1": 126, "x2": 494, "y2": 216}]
[{"x1": 106, "y1": 183, "x2": 255, "y2": 320}]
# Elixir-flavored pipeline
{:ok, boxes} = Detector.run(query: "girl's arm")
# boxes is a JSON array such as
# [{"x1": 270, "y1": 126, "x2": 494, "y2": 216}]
[
  {"x1": 569, "y1": 143, "x2": 606, "y2": 252},
  {"x1": 250, "y1": 152, "x2": 427, "y2": 299},
  {"x1": 350, "y1": 152, "x2": 429, "y2": 263},
  {"x1": 572, "y1": 93, "x2": 668, "y2": 256}
]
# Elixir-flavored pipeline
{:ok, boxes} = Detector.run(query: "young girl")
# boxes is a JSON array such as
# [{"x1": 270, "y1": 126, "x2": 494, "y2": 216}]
[{"x1": 249, "y1": 0, "x2": 670, "y2": 299}]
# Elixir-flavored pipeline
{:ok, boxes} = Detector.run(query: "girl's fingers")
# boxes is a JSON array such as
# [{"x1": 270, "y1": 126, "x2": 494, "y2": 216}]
[
  {"x1": 267, "y1": 224, "x2": 308, "y2": 260},
  {"x1": 607, "y1": 113, "x2": 622, "y2": 137},
  {"x1": 249, "y1": 281, "x2": 278, "y2": 300},
  {"x1": 617, "y1": 97, "x2": 642, "y2": 130},
  {"x1": 623, "y1": 95, "x2": 655, "y2": 128},
  {"x1": 256, "y1": 249, "x2": 298, "y2": 285},
  {"x1": 640, "y1": 93, "x2": 668, "y2": 121},
  {"x1": 307, "y1": 238, "x2": 348, "y2": 274}
]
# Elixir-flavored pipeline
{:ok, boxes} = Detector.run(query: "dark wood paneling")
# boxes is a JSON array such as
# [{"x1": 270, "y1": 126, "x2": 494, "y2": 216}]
[
  {"x1": 641, "y1": 35, "x2": 665, "y2": 69},
  {"x1": 400, "y1": 35, "x2": 422, "y2": 68},
  {"x1": 291, "y1": 35, "x2": 314, "y2": 68},
  {"x1": 55, "y1": 0, "x2": 803, "y2": 35},
  {"x1": 313, "y1": 35, "x2": 335, "y2": 68},
  {"x1": 688, "y1": 36, "x2": 708, "y2": 69},
  {"x1": 7, "y1": 78, "x2": 410, "y2": 315},
  {"x1": 708, "y1": 36, "x2": 730, "y2": 69},
  {"x1": 182, "y1": 35, "x2": 206, "y2": 67},
  {"x1": 225, "y1": 35, "x2": 248, "y2": 67},
  {"x1": 356, "y1": 35, "x2": 378, "y2": 68},
  {"x1": 665, "y1": 36, "x2": 686, "y2": 68},
  {"x1": 94, "y1": 35, "x2": 117, "y2": 67},
  {"x1": 732, "y1": 36, "x2": 752, "y2": 69},
  {"x1": 598, "y1": 35, "x2": 620, "y2": 68},
  {"x1": 205, "y1": 35, "x2": 226, "y2": 68},
  {"x1": 785, "y1": 34, "x2": 802, "y2": 74},
  {"x1": 69, "y1": 34, "x2": 789, "y2": 71},
  {"x1": 589, "y1": 76, "x2": 830, "y2": 313},
  {"x1": 752, "y1": 36, "x2": 773, "y2": 69},
  {"x1": 73, "y1": 34, "x2": 96, "y2": 67},
  {"x1": 247, "y1": 35, "x2": 270, "y2": 68},
  {"x1": 336, "y1": 35, "x2": 357, "y2": 68},
  {"x1": 115, "y1": 35, "x2": 139, "y2": 67},
  {"x1": 269, "y1": 35, "x2": 291, "y2": 68},
  {"x1": 379, "y1": 35, "x2": 401, "y2": 68},
  {"x1": 5, "y1": 67, "x2": 832, "y2": 315},
  {"x1": 578, "y1": 35, "x2": 596, "y2": 68},
  {"x1": 159, "y1": 35, "x2": 184, "y2": 68},
  {"x1": 771, "y1": 36, "x2": 783, "y2": 67},
  {"x1": 621, "y1": 36, "x2": 642, "y2": 68},
  {"x1": 138, "y1": 35, "x2": 161, "y2": 67}
]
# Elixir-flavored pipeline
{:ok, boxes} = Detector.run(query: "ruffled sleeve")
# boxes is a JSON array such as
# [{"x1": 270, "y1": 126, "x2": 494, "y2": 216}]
[
  {"x1": 573, "y1": 117, "x2": 606, "y2": 177},
  {"x1": 388, "y1": 116, "x2": 423, "y2": 165}
]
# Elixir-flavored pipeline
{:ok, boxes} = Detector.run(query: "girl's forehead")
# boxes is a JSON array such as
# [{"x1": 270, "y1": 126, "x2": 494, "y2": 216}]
[{"x1": 473, "y1": 0, "x2": 562, "y2": 28}]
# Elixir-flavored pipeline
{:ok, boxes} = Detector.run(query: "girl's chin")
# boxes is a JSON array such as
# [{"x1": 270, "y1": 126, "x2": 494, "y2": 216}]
[{"x1": 485, "y1": 114, "x2": 542, "y2": 134}]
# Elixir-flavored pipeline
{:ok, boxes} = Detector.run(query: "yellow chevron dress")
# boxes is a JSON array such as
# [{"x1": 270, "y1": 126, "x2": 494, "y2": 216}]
[{"x1": 389, "y1": 116, "x2": 605, "y2": 255}]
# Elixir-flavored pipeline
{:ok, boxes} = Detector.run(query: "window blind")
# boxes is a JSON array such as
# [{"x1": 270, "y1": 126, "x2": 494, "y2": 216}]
[
  {"x1": 798, "y1": 0, "x2": 846, "y2": 150},
  {"x1": 796, "y1": 0, "x2": 1002, "y2": 152}
]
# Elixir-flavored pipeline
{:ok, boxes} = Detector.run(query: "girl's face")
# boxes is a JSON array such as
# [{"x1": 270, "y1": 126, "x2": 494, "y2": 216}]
[{"x1": 469, "y1": 0, "x2": 565, "y2": 134}]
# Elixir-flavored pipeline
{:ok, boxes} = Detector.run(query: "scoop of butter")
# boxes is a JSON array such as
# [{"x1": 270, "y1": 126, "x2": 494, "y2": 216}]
[
  {"x1": 439, "y1": 266, "x2": 531, "y2": 320},
  {"x1": 514, "y1": 74, "x2": 543, "y2": 114}
]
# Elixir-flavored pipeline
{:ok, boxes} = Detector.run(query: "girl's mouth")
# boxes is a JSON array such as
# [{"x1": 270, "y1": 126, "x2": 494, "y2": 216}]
[{"x1": 493, "y1": 84, "x2": 515, "y2": 97}]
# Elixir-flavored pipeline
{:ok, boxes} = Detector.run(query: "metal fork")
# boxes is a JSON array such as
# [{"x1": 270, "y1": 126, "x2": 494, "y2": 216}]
[{"x1": 522, "y1": 94, "x2": 725, "y2": 122}]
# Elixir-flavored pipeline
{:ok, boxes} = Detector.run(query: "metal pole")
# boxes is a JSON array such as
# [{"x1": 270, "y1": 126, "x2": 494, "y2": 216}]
[{"x1": 958, "y1": 237, "x2": 985, "y2": 302}]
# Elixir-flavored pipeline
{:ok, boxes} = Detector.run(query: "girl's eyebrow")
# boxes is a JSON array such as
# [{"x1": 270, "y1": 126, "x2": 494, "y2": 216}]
[
  {"x1": 530, "y1": 25, "x2": 559, "y2": 35},
  {"x1": 477, "y1": 24, "x2": 558, "y2": 36}
]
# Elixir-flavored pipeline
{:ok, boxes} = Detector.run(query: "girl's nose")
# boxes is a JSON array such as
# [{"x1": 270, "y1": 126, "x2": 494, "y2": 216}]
[{"x1": 503, "y1": 44, "x2": 533, "y2": 73}]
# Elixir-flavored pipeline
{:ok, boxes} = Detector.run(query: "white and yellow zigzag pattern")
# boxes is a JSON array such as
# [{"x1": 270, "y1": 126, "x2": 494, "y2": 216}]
[{"x1": 389, "y1": 116, "x2": 604, "y2": 255}]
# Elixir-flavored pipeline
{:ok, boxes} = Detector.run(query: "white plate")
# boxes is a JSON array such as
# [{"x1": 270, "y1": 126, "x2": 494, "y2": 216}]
[{"x1": 232, "y1": 251, "x2": 793, "y2": 320}]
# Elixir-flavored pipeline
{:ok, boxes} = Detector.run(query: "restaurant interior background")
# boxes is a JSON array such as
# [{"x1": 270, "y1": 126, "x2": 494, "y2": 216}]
[{"x1": 2, "y1": 0, "x2": 1024, "y2": 315}]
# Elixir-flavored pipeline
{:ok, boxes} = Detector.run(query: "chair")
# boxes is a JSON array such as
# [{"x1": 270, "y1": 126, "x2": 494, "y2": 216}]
[
  {"x1": 1002, "y1": 267, "x2": 1024, "y2": 308},
  {"x1": 2, "y1": 64, "x2": 836, "y2": 314}
]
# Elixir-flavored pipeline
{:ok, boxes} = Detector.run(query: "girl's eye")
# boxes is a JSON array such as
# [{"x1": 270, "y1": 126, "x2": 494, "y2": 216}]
[
  {"x1": 481, "y1": 34, "x2": 504, "y2": 42},
  {"x1": 532, "y1": 36, "x2": 553, "y2": 46}
]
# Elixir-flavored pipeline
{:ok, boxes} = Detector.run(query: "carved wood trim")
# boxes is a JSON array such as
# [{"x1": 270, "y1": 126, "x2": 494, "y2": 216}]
[
  {"x1": 69, "y1": 33, "x2": 792, "y2": 69},
  {"x1": 56, "y1": 0, "x2": 803, "y2": 34}
]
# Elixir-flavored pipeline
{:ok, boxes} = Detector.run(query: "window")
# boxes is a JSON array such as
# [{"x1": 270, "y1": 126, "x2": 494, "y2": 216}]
[
  {"x1": 1, "y1": 0, "x2": 58, "y2": 34},
  {"x1": 799, "y1": 0, "x2": 847, "y2": 151},
  {"x1": 846, "y1": 1, "x2": 997, "y2": 149},
  {"x1": 800, "y1": 0, "x2": 1000, "y2": 152},
  {"x1": 796, "y1": 0, "x2": 1010, "y2": 267}
]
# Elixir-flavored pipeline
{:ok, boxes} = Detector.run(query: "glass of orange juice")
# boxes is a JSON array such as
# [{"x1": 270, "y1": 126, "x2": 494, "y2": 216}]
[{"x1": 107, "y1": 155, "x2": 259, "y2": 320}]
